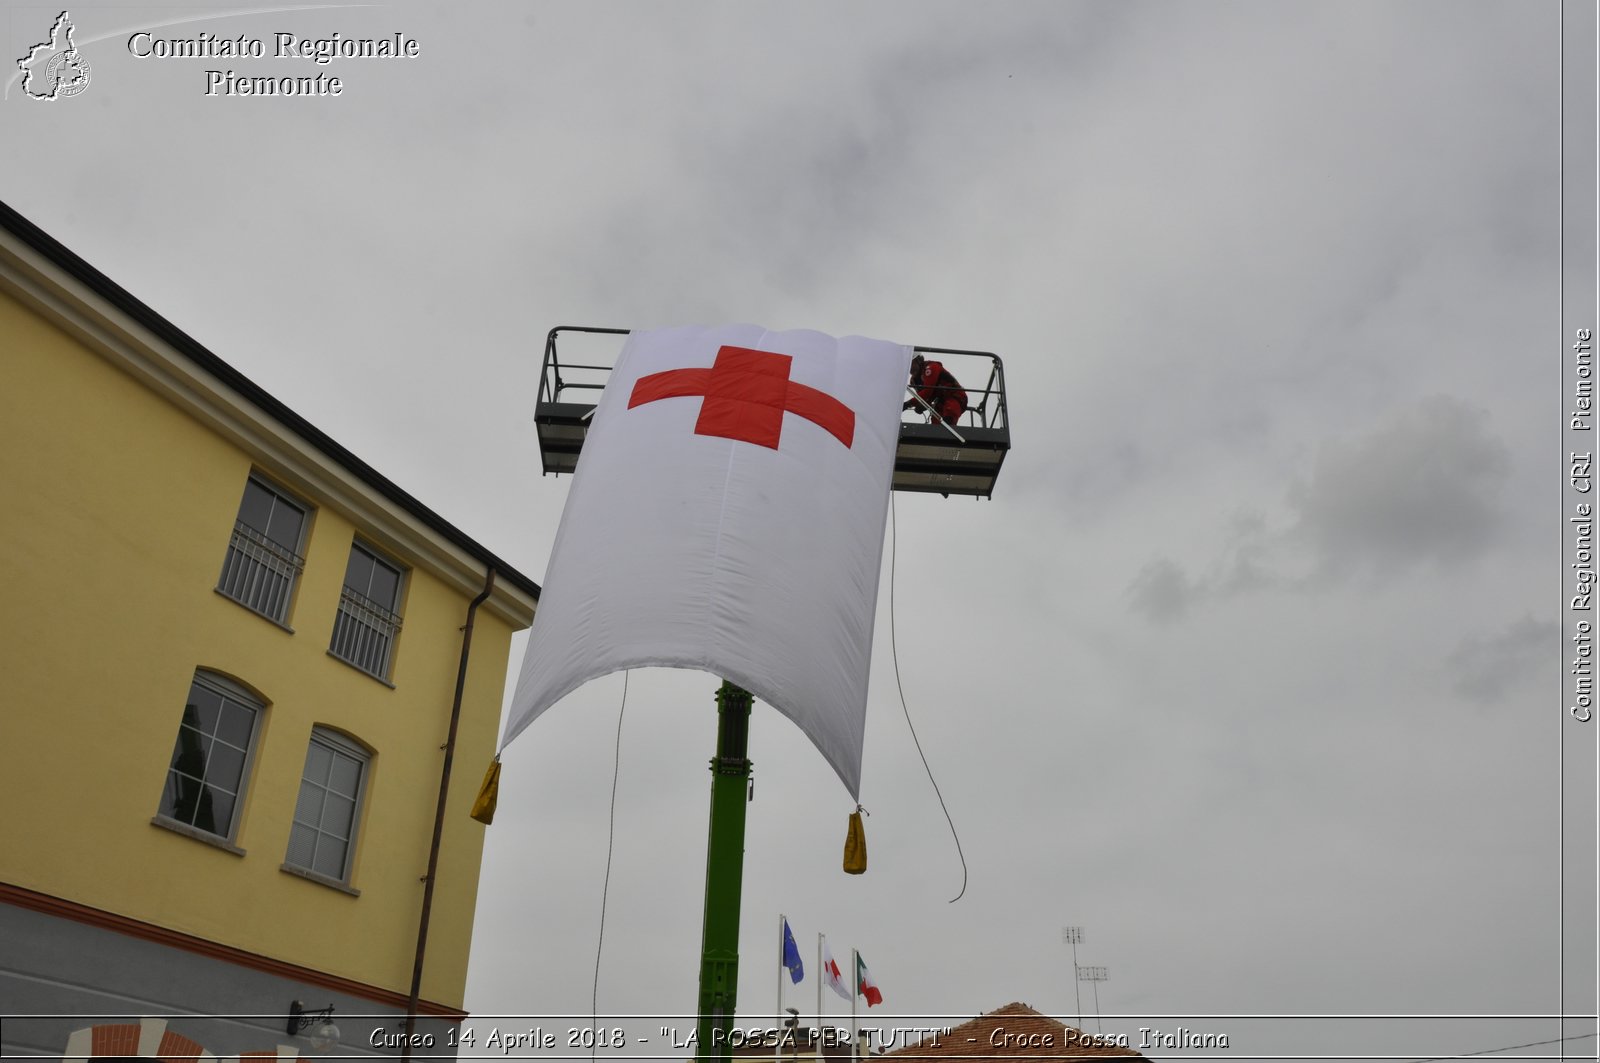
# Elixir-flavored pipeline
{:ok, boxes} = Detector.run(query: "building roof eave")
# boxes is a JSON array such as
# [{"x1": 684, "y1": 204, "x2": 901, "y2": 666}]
[{"x1": 0, "y1": 199, "x2": 540, "y2": 622}]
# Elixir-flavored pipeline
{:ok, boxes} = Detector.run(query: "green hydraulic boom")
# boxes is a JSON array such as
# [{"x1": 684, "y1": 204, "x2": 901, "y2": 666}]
[{"x1": 695, "y1": 681, "x2": 753, "y2": 1063}]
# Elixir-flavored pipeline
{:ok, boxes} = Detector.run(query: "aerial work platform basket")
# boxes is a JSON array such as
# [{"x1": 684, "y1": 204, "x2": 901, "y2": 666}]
[{"x1": 534, "y1": 327, "x2": 1011, "y2": 498}]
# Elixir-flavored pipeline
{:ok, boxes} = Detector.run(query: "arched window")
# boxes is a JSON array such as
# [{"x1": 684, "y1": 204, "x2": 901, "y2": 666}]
[
  {"x1": 155, "y1": 671, "x2": 263, "y2": 843},
  {"x1": 286, "y1": 727, "x2": 370, "y2": 884}
]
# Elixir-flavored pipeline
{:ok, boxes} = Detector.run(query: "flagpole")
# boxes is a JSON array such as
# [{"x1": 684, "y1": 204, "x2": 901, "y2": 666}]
[
  {"x1": 850, "y1": 949, "x2": 859, "y2": 1063},
  {"x1": 776, "y1": 914, "x2": 784, "y2": 1063},
  {"x1": 695, "y1": 681, "x2": 754, "y2": 1063},
  {"x1": 816, "y1": 933, "x2": 823, "y2": 1046}
]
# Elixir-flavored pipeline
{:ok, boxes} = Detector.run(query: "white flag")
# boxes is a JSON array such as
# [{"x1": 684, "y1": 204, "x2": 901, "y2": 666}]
[
  {"x1": 821, "y1": 939, "x2": 853, "y2": 1003},
  {"x1": 504, "y1": 324, "x2": 909, "y2": 799}
]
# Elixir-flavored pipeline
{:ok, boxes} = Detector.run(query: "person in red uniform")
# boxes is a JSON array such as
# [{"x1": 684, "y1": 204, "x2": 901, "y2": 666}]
[{"x1": 904, "y1": 354, "x2": 967, "y2": 426}]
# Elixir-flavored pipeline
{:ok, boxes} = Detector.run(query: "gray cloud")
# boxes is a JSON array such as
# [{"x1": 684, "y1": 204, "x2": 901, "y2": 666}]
[
  {"x1": 1129, "y1": 396, "x2": 1513, "y2": 621},
  {"x1": 1127, "y1": 556, "x2": 1195, "y2": 623},
  {"x1": 1127, "y1": 509, "x2": 1279, "y2": 624},
  {"x1": 1288, "y1": 395, "x2": 1511, "y2": 577},
  {"x1": 1448, "y1": 616, "x2": 1556, "y2": 706}
]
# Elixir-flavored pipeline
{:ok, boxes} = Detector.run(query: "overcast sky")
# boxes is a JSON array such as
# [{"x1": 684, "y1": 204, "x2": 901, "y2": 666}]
[{"x1": 5, "y1": 2, "x2": 1596, "y2": 1060}]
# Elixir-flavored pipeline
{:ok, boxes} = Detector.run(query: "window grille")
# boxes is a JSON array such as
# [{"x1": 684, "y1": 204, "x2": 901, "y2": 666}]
[
  {"x1": 330, "y1": 584, "x2": 402, "y2": 679},
  {"x1": 218, "y1": 476, "x2": 307, "y2": 623},
  {"x1": 218, "y1": 520, "x2": 305, "y2": 622}
]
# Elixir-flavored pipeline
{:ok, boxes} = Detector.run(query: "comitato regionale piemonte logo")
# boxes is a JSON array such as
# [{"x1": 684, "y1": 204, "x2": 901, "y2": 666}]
[{"x1": 17, "y1": 11, "x2": 91, "y2": 100}]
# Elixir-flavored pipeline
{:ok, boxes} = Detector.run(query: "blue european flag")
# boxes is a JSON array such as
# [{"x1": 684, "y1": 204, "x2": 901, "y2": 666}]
[{"x1": 781, "y1": 919, "x2": 804, "y2": 984}]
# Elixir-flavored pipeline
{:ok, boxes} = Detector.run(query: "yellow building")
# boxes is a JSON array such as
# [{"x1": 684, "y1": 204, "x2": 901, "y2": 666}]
[{"x1": 0, "y1": 201, "x2": 539, "y2": 1059}]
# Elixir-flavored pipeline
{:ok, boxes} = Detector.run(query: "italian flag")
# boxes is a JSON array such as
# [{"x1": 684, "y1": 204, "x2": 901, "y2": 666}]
[{"x1": 856, "y1": 952, "x2": 883, "y2": 1007}]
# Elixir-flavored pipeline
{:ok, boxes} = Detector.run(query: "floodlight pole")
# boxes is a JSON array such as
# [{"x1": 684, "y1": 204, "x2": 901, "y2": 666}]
[
  {"x1": 696, "y1": 681, "x2": 754, "y2": 1063},
  {"x1": 1062, "y1": 927, "x2": 1084, "y2": 1030},
  {"x1": 1077, "y1": 966, "x2": 1108, "y2": 1037}
]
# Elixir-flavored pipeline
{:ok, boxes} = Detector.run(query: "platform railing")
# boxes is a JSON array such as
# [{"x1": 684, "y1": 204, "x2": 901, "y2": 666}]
[{"x1": 540, "y1": 327, "x2": 1005, "y2": 429}]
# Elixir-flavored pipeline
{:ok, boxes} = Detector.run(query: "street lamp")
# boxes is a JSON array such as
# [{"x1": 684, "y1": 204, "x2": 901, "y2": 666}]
[
  {"x1": 287, "y1": 1001, "x2": 340, "y2": 1052},
  {"x1": 782, "y1": 1007, "x2": 800, "y2": 1063}
]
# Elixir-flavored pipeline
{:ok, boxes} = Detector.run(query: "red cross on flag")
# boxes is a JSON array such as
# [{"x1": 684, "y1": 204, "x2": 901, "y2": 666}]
[{"x1": 503, "y1": 324, "x2": 911, "y2": 799}]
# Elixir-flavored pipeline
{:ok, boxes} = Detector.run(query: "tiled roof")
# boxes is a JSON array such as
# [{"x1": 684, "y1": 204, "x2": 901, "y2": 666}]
[{"x1": 887, "y1": 1003, "x2": 1146, "y2": 1062}]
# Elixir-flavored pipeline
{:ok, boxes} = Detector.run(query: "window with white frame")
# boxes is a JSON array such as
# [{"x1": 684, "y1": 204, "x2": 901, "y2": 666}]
[
  {"x1": 218, "y1": 475, "x2": 308, "y2": 624},
  {"x1": 286, "y1": 727, "x2": 369, "y2": 882},
  {"x1": 157, "y1": 671, "x2": 261, "y2": 841},
  {"x1": 329, "y1": 541, "x2": 403, "y2": 680}
]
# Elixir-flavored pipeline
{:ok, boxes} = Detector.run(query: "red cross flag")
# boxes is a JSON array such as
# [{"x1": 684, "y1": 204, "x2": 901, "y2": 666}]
[{"x1": 503, "y1": 324, "x2": 911, "y2": 799}]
